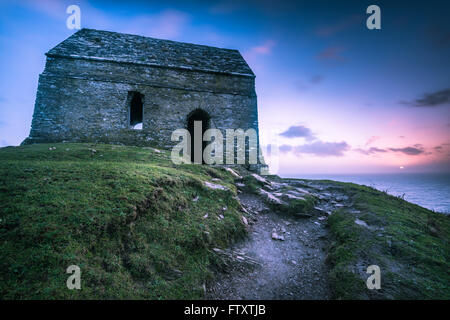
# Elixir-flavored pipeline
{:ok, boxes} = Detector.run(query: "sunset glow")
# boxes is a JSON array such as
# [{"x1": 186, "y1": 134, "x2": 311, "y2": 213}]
[{"x1": 0, "y1": 0, "x2": 449, "y2": 174}]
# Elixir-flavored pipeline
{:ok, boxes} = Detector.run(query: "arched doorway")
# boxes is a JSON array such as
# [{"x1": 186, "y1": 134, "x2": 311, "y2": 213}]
[{"x1": 187, "y1": 109, "x2": 210, "y2": 164}]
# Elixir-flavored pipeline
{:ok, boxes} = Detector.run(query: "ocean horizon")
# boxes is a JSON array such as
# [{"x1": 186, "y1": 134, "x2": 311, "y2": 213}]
[{"x1": 281, "y1": 172, "x2": 450, "y2": 214}]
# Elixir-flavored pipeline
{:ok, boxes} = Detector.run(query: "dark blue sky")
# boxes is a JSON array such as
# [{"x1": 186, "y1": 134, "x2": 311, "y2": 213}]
[{"x1": 0, "y1": 0, "x2": 449, "y2": 173}]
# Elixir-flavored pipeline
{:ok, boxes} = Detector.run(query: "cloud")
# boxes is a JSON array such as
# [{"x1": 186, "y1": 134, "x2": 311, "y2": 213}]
[
  {"x1": 279, "y1": 144, "x2": 293, "y2": 153},
  {"x1": 434, "y1": 145, "x2": 444, "y2": 153},
  {"x1": 296, "y1": 75, "x2": 324, "y2": 91},
  {"x1": 293, "y1": 141, "x2": 350, "y2": 157},
  {"x1": 280, "y1": 125, "x2": 315, "y2": 139},
  {"x1": 249, "y1": 40, "x2": 276, "y2": 55},
  {"x1": 315, "y1": 14, "x2": 362, "y2": 37},
  {"x1": 365, "y1": 136, "x2": 380, "y2": 146},
  {"x1": 434, "y1": 143, "x2": 450, "y2": 154},
  {"x1": 243, "y1": 40, "x2": 276, "y2": 69},
  {"x1": 316, "y1": 46, "x2": 346, "y2": 62},
  {"x1": 389, "y1": 146, "x2": 425, "y2": 156},
  {"x1": 355, "y1": 147, "x2": 387, "y2": 155},
  {"x1": 357, "y1": 143, "x2": 435, "y2": 157},
  {"x1": 401, "y1": 88, "x2": 450, "y2": 107}
]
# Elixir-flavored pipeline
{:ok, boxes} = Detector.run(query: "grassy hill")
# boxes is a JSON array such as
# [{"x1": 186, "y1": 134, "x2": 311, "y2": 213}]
[
  {"x1": 0, "y1": 143, "x2": 247, "y2": 299},
  {"x1": 320, "y1": 180, "x2": 450, "y2": 299},
  {"x1": 0, "y1": 143, "x2": 448, "y2": 299}
]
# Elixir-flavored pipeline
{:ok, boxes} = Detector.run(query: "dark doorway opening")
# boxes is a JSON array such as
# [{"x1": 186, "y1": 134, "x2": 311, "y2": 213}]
[
  {"x1": 187, "y1": 109, "x2": 210, "y2": 164},
  {"x1": 129, "y1": 91, "x2": 144, "y2": 129}
]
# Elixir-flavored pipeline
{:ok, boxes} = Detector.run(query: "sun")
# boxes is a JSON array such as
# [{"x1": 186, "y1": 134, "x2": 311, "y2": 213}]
[{"x1": 399, "y1": 166, "x2": 404, "y2": 169}]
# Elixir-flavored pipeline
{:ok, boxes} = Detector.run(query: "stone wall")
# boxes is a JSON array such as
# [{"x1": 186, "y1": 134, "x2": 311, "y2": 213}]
[{"x1": 23, "y1": 56, "x2": 262, "y2": 165}]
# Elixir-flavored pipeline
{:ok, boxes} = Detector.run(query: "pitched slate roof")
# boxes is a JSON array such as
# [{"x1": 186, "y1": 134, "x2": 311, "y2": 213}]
[{"x1": 47, "y1": 28, "x2": 254, "y2": 77}]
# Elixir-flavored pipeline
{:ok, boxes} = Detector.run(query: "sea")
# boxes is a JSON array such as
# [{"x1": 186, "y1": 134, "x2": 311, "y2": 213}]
[{"x1": 282, "y1": 173, "x2": 450, "y2": 214}]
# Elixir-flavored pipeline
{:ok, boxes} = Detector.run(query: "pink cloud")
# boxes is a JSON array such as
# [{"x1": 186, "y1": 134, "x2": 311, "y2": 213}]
[
  {"x1": 365, "y1": 136, "x2": 380, "y2": 146},
  {"x1": 251, "y1": 40, "x2": 276, "y2": 55},
  {"x1": 242, "y1": 40, "x2": 276, "y2": 73}
]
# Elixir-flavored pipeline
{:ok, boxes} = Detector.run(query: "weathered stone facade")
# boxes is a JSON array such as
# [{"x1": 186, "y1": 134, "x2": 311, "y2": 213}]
[{"x1": 23, "y1": 29, "x2": 263, "y2": 166}]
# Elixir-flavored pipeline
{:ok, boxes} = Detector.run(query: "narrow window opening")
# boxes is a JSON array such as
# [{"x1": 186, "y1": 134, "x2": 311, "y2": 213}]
[{"x1": 129, "y1": 92, "x2": 143, "y2": 130}]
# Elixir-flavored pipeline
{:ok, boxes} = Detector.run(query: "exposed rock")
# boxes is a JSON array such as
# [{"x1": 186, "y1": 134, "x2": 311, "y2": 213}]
[
  {"x1": 242, "y1": 216, "x2": 248, "y2": 225},
  {"x1": 259, "y1": 189, "x2": 285, "y2": 205},
  {"x1": 269, "y1": 181, "x2": 285, "y2": 190},
  {"x1": 203, "y1": 231, "x2": 212, "y2": 243},
  {"x1": 355, "y1": 218, "x2": 368, "y2": 227},
  {"x1": 428, "y1": 225, "x2": 439, "y2": 237},
  {"x1": 271, "y1": 229, "x2": 285, "y2": 241},
  {"x1": 252, "y1": 173, "x2": 268, "y2": 184},
  {"x1": 314, "y1": 206, "x2": 326, "y2": 214},
  {"x1": 335, "y1": 195, "x2": 349, "y2": 202},
  {"x1": 296, "y1": 187, "x2": 310, "y2": 194},
  {"x1": 283, "y1": 193, "x2": 306, "y2": 201},
  {"x1": 241, "y1": 206, "x2": 249, "y2": 214},
  {"x1": 204, "y1": 181, "x2": 229, "y2": 191},
  {"x1": 225, "y1": 167, "x2": 242, "y2": 179},
  {"x1": 143, "y1": 147, "x2": 161, "y2": 153}
]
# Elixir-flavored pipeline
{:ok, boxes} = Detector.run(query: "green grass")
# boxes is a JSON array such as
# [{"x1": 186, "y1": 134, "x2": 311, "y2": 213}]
[
  {"x1": 0, "y1": 143, "x2": 247, "y2": 299},
  {"x1": 316, "y1": 180, "x2": 450, "y2": 300},
  {"x1": 239, "y1": 174, "x2": 264, "y2": 194}
]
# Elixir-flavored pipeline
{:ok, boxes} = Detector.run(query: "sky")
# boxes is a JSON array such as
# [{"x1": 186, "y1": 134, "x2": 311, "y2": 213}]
[{"x1": 0, "y1": 0, "x2": 449, "y2": 175}]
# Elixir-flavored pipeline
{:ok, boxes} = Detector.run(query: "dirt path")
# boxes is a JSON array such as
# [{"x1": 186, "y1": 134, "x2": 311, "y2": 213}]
[{"x1": 206, "y1": 186, "x2": 334, "y2": 300}]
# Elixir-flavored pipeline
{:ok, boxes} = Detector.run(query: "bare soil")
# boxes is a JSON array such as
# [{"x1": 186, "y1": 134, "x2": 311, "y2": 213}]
[{"x1": 206, "y1": 190, "x2": 333, "y2": 300}]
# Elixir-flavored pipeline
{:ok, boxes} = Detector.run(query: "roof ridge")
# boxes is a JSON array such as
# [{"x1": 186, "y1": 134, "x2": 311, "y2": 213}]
[
  {"x1": 78, "y1": 28, "x2": 241, "y2": 53},
  {"x1": 46, "y1": 28, "x2": 254, "y2": 77}
]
